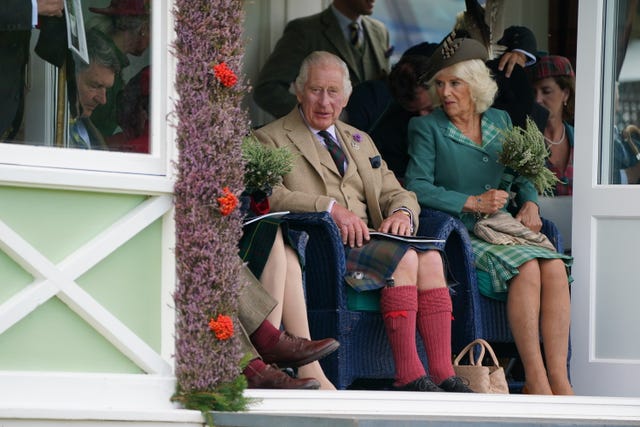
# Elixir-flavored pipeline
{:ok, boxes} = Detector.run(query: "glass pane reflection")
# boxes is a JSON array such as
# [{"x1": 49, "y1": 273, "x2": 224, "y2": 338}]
[
  {"x1": 0, "y1": 0, "x2": 150, "y2": 153},
  {"x1": 607, "y1": 0, "x2": 640, "y2": 184}
]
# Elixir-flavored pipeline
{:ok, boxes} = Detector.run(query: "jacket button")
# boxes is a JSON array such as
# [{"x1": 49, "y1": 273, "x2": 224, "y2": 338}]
[
  {"x1": 484, "y1": 184, "x2": 491, "y2": 190},
  {"x1": 482, "y1": 156, "x2": 489, "y2": 162}
]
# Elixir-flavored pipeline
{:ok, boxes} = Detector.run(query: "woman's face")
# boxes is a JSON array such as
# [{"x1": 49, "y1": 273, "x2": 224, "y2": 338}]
[
  {"x1": 533, "y1": 77, "x2": 569, "y2": 119},
  {"x1": 433, "y1": 68, "x2": 475, "y2": 120}
]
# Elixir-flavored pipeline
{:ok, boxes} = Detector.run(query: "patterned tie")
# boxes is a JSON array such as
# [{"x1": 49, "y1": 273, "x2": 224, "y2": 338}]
[
  {"x1": 318, "y1": 130, "x2": 347, "y2": 176},
  {"x1": 349, "y1": 21, "x2": 362, "y2": 50}
]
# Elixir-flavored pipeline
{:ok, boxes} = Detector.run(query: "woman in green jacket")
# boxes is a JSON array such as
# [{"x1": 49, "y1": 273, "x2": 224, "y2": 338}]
[{"x1": 405, "y1": 36, "x2": 573, "y2": 396}]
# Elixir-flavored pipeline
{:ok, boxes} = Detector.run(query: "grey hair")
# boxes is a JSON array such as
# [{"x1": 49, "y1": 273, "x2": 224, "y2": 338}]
[
  {"x1": 294, "y1": 51, "x2": 352, "y2": 98},
  {"x1": 428, "y1": 59, "x2": 497, "y2": 114},
  {"x1": 75, "y1": 29, "x2": 122, "y2": 75}
]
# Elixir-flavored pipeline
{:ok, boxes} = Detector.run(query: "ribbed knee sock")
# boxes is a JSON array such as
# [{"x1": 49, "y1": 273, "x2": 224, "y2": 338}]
[
  {"x1": 380, "y1": 285, "x2": 425, "y2": 386},
  {"x1": 249, "y1": 320, "x2": 281, "y2": 353},
  {"x1": 417, "y1": 287, "x2": 455, "y2": 384}
]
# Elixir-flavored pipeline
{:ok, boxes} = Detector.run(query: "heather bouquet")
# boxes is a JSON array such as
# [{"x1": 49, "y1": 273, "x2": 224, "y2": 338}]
[
  {"x1": 241, "y1": 134, "x2": 293, "y2": 216},
  {"x1": 242, "y1": 134, "x2": 293, "y2": 196},
  {"x1": 497, "y1": 117, "x2": 559, "y2": 196}
]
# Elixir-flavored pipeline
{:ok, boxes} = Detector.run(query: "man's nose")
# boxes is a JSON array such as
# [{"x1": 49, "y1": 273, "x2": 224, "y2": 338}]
[{"x1": 96, "y1": 89, "x2": 107, "y2": 105}]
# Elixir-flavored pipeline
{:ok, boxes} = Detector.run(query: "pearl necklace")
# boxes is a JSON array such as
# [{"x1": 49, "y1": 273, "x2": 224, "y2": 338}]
[{"x1": 544, "y1": 126, "x2": 566, "y2": 145}]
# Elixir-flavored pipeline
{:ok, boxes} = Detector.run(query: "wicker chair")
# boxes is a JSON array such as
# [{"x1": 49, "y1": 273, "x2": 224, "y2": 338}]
[{"x1": 283, "y1": 210, "x2": 482, "y2": 390}]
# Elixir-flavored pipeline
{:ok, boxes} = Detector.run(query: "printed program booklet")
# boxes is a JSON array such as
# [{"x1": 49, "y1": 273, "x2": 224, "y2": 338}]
[{"x1": 369, "y1": 231, "x2": 445, "y2": 244}]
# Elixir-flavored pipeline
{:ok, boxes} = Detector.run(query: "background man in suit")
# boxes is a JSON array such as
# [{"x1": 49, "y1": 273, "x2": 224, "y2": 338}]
[
  {"x1": 253, "y1": 0, "x2": 391, "y2": 120},
  {"x1": 1, "y1": 0, "x2": 65, "y2": 141},
  {"x1": 255, "y1": 51, "x2": 472, "y2": 393}
]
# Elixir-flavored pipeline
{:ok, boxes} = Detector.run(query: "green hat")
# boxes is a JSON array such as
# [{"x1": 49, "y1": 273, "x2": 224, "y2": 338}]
[{"x1": 421, "y1": 33, "x2": 488, "y2": 83}]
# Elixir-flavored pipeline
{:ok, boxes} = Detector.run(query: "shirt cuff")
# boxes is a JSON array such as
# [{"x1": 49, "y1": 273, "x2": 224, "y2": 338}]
[
  {"x1": 32, "y1": 0, "x2": 38, "y2": 26},
  {"x1": 513, "y1": 48, "x2": 537, "y2": 67}
]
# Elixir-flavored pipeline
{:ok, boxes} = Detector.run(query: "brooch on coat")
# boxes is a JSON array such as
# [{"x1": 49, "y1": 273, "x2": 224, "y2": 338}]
[{"x1": 351, "y1": 133, "x2": 362, "y2": 150}]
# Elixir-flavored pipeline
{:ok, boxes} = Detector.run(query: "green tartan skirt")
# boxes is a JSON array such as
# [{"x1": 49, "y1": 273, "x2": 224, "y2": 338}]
[{"x1": 471, "y1": 234, "x2": 573, "y2": 302}]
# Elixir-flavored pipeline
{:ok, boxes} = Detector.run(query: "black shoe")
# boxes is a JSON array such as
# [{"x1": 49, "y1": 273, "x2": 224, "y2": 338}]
[
  {"x1": 439, "y1": 376, "x2": 474, "y2": 392},
  {"x1": 392, "y1": 376, "x2": 444, "y2": 392}
]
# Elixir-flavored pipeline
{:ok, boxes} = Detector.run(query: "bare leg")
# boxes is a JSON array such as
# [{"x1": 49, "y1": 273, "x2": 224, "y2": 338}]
[
  {"x1": 416, "y1": 250, "x2": 448, "y2": 291},
  {"x1": 539, "y1": 259, "x2": 574, "y2": 395},
  {"x1": 507, "y1": 260, "x2": 553, "y2": 395},
  {"x1": 260, "y1": 228, "x2": 336, "y2": 390}
]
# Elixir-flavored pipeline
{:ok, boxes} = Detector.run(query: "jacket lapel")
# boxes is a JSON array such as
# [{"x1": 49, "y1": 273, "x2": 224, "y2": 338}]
[
  {"x1": 320, "y1": 8, "x2": 361, "y2": 81},
  {"x1": 283, "y1": 110, "x2": 335, "y2": 178},
  {"x1": 336, "y1": 123, "x2": 384, "y2": 226},
  {"x1": 362, "y1": 17, "x2": 387, "y2": 72}
]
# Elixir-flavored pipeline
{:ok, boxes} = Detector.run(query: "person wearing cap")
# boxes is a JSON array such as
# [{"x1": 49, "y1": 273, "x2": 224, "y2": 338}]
[
  {"x1": 255, "y1": 50, "x2": 473, "y2": 393},
  {"x1": 531, "y1": 55, "x2": 576, "y2": 195},
  {"x1": 405, "y1": 36, "x2": 574, "y2": 395},
  {"x1": 86, "y1": 0, "x2": 150, "y2": 140}
]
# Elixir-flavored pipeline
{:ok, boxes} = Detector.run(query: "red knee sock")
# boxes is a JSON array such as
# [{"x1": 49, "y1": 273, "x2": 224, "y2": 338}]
[
  {"x1": 380, "y1": 285, "x2": 425, "y2": 386},
  {"x1": 417, "y1": 287, "x2": 455, "y2": 384},
  {"x1": 249, "y1": 320, "x2": 281, "y2": 354}
]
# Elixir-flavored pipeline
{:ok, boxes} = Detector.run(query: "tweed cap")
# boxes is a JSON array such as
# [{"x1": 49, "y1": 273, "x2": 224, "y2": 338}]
[
  {"x1": 531, "y1": 55, "x2": 575, "y2": 81},
  {"x1": 421, "y1": 33, "x2": 488, "y2": 82}
]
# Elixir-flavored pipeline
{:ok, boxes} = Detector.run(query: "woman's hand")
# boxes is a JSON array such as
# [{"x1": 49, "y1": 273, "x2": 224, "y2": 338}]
[
  {"x1": 465, "y1": 189, "x2": 509, "y2": 216},
  {"x1": 330, "y1": 203, "x2": 370, "y2": 248},
  {"x1": 378, "y1": 210, "x2": 412, "y2": 237},
  {"x1": 515, "y1": 201, "x2": 542, "y2": 232}
]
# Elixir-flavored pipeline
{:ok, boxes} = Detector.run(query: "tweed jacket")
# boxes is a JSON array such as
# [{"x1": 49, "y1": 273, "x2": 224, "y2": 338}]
[
  {"x1": 405, "y1": 108, "x2": 538, "y2": 231},
  {"x1": 253, "y1": 6, "x2": 391, "y2": 119},
  {"x1": 254, "y1": 108, "x2": 419, "y2": 232}
]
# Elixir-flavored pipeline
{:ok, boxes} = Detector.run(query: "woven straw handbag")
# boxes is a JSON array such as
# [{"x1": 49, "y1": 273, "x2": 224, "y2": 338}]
[{"x1": 453, "y1": 338, "x2": 509, "y2": 394}]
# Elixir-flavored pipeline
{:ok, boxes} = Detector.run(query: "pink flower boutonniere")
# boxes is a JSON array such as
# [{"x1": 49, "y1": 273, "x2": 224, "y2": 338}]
[{"x1": 351, "y1": 133, "x2": 362, "y2": 150}]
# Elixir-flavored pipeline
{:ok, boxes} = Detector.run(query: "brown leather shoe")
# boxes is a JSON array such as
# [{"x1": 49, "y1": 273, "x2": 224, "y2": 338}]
[
  {"x1": 260, "y1": 332, "x2": 340, "y2": 368},
  {"x1": 246, "y1": 364, "x2": 320, "y2": 389}
]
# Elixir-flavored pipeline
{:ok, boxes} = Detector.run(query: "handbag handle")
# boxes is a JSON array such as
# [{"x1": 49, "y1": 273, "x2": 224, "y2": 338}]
[{"x1": 453, "y1": 338, "x2": 502, "y2": 368}]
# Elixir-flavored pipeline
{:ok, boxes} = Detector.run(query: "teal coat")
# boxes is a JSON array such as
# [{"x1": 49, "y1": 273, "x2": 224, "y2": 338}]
[{"x1": 405, "y1": 108, "x2": 538, "y2": 230}]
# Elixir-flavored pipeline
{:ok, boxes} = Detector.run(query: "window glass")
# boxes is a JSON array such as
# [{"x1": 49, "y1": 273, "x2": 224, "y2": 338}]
[
  {"x1": 603, "y1": 0, "x2": 640, "y2": 184},
  {"x1": 1, "y1": 0, "x2": 151, "y2": 154}
]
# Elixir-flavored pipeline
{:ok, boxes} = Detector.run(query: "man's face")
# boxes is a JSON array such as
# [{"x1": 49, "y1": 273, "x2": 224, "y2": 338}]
[
  {"x1": 76, "y1": 63, "x2": 115, "y2": 118},
  {"x1": 344, "y1": 0, "x2": 376, "y2": 16},
  {"x1": 402, "y1": 86, "x2": 434, "y2": 117},
  {"x1": 297, "y1": 63, "x2": 349, "y2": 131}
]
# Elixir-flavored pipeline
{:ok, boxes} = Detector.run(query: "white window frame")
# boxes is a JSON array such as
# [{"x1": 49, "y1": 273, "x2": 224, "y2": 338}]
[{"x1": 0, "y1": 1, "x2": 176, "y2": 194}]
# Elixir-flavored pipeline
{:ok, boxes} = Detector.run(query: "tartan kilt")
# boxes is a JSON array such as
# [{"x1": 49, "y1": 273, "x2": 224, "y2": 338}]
[
  {"x1": 470, "y1": 234, "x2": 573, "y2": 299},
  {"x1": 344, "y1": 239, "x2": 441, "y2": 292}
]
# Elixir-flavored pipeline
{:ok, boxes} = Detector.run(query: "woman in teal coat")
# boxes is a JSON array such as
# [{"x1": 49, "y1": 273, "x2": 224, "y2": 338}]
[{"x1": 405, "y1": 36, "x2": 573, "y2": 395}]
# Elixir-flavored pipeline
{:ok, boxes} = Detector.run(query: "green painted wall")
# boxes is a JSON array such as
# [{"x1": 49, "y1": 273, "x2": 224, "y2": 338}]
[{"x1": 0, "y1": 187, "x2": 163, "y2": 373}]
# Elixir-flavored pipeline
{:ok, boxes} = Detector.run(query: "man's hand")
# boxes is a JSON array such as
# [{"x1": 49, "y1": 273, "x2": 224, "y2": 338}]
[
  {"x1": 515, "y1": 201, "x2": 542, "y2": 232},
  {"x1": 378, "y1": 210, "x2": 412, "y2": 236},
  {"x1": 38, "y1": 0, "x2": 64, "y2": 17},
  {"x1": 330, "y1": 203, "x2": 370, "y2": 247},
  {"x1": 498, "y1": 51, "x2": 526, "y2": 78}
]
